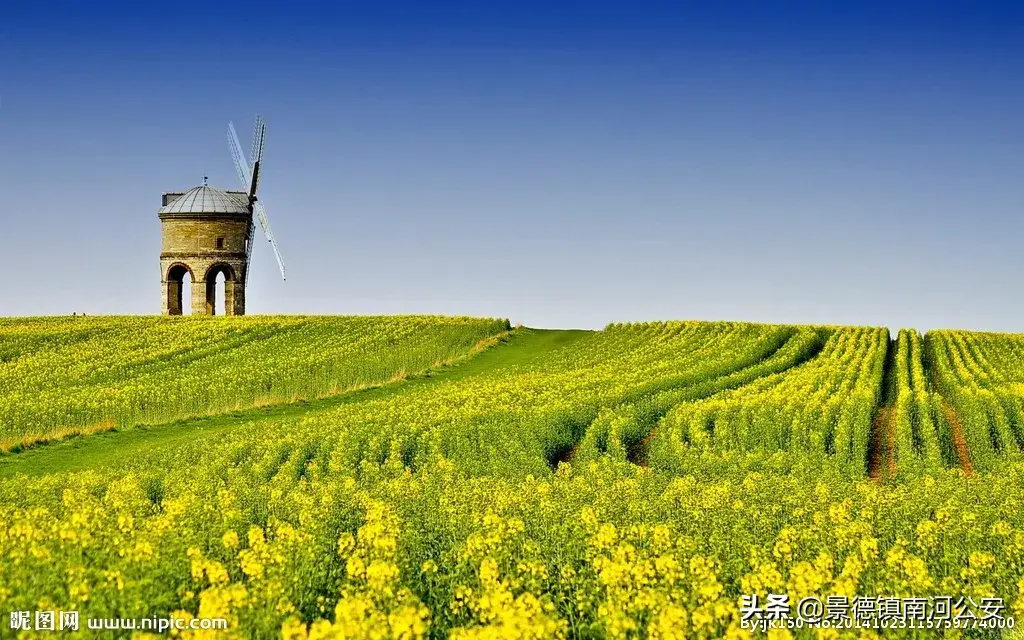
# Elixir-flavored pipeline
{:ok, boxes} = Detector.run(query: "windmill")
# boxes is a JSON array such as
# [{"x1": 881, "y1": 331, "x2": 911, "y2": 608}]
[{"x1": 228, "y1": 115, "x2": 287, "y2": 282}]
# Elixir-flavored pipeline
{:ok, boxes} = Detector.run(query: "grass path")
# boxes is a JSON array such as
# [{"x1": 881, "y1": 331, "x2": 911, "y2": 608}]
[{"x1": 0, "y1": 328, "x2": 591, "y2": 478}]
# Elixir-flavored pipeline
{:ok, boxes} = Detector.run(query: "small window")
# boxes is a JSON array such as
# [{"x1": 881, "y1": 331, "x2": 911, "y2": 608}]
[{"x1": 216, "y1": 237, "x2": 224, "y2": 249}]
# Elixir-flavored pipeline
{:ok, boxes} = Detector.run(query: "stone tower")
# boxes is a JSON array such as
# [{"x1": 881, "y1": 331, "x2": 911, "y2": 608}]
[{"x1": 159, "y1": 183, "x2": 253, "y2": 315}]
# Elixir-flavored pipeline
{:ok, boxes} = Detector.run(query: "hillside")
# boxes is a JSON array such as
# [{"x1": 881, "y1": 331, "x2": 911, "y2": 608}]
[{"x1": 0, "y1": 316, "x2": 1021, "y2": 638}]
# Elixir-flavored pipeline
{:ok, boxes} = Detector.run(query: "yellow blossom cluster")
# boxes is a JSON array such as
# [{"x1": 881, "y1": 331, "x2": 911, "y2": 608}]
[
  {"x1": 0, "y1": 315, "x2": 510, "y2": 448},
  {"x1": 0, "y1": 320, "x2": 1022, "y2": 639}
]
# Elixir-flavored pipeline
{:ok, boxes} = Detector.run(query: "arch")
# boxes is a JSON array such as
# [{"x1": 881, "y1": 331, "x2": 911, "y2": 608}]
[
  {"x1": 204, "y1": 263, "x2": 237, "y2": 315},
  {"x1": 203, "y1": 262, "x2": 236, "y2": 283},
  {"x1": 164, "y1": 263, "x2": 194, "y2": 316}
]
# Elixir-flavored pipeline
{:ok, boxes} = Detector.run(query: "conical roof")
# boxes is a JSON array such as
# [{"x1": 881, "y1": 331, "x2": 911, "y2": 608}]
[{"x1": 160, "y1": 184, "x2": 249, "y2": 214}]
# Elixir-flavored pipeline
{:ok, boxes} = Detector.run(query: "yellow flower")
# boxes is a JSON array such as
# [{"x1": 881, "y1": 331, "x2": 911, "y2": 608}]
[
  {"x1": 239, "y1": 550, "x2": 265, "y2": 580},
  {"x1": 858, "y1": 536, "x2": 879, "y2": 562},
  {"x1": 222, "y1": 530, "x2": 239, "y2": 550},
  {"x1": 649, "y1": 604, "x2": 688, "y2": 639},
  {"x1": 914, "y1": 520, "x2": 938, "y2": 550},
  {"x1": 991, "y1": 521, "x2": 1012, "y2": 536},
  {"x1": 969, "y1": 551, "x2": 996, "y2": 571},
  {"x1": 280, "y1": 616, "x2": 308, "y2": 640},
  {"x1": 365, "y1": 560, "x2": 400, "y2": 593},
  {"x1": 337, "y1": 533, "x2": 355, "y2": 557},
  {"x1": 205, "y1": 560, "x2": 230, "y2": 586},
  {"x1": 479, "y1": 557, "x2": 501, "y2": 586},
  {"x1": 787, "y1": 560, "x2": 827, "y2": 600},
  {"x1": 346, "y1": 555, "x2": 367, "y2": 580}
]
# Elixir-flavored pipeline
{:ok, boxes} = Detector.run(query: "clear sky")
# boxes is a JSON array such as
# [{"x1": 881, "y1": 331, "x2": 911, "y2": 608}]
[{"x1": 0, "y1": 1, "x2": 1022, "y2": 331}]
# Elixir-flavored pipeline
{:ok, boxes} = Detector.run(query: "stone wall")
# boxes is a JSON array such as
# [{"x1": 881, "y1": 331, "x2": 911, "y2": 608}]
[{"x1": 159, "y1": 208, "x2": 253, "y2": 316}]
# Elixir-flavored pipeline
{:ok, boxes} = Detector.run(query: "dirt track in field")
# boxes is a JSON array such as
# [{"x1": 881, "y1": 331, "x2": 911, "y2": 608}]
[
  {"x1": 941, "y1": 402, "x2": 974, "y2": 476},
  {"x1": 627, "y1": 428, "x2": 659, "y2": 467},
  {"x1": 867, "y1": 335, "x2": 898, "y2": 482},
  {"x1": 867, "y1": 407, "x2": 896, "y2": 481}
]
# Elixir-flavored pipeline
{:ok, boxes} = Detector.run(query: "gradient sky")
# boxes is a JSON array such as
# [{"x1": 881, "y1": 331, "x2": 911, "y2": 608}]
[{"x1": 1, "y1": 1, "x2": 1022, "y2": 331}]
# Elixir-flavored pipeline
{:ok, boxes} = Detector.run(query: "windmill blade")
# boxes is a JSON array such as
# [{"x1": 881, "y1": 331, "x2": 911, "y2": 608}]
[
  {"x1": 227, "y1": 122, "x2": 252, "y2": 190},
  {"x1": 228, "y1": 115, "x2": 282, "y2": 282},
  {"x1": 243, "y1": 219, "x2": 256, "y2": 285},
  {"x1": 250, "y1": 115, "x2": 267, "y2": 193},
  {"x1": 251, "y1": 115, "x2": 267, "y2": 164},
  {"x1": 254, "y1": 201, "x2": 286, "y2": 280}
]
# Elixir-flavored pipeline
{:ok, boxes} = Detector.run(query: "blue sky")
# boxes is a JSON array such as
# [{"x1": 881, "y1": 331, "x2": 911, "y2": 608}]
[{"x1": 0, "y1": 1, "x2": 1022, "y2": 330}]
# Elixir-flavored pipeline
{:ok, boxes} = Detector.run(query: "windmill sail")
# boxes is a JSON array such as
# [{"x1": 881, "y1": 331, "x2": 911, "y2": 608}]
[
  {"x1": 254, "y1": 201, "x2": 286, "y2": 280},
  {"x1": 228, "y1": 122, "x2": 257, "y2": 282},
  {"x1": 251, "y1": 115, "x2": 267, "y2": 192},
  {"x1": 227, "y1": 122, "x2": 251, "y2": 189},
  {"x1": 226, "y1": 116, "x2": 286, "y2": 282}
]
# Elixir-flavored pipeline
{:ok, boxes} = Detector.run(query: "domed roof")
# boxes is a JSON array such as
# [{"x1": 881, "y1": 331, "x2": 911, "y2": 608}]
[{"x1": 160, "y1": 184, "x2": 249, "y2": 214}]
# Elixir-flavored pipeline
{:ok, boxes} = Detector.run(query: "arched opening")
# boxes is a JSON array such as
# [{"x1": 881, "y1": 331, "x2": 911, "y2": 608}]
[
  {"x1": 214, "y1": 271, "x2": 226, "y2": 315},
  {"x1": 205, "y1": 263, "x2": 236, "y2": 315},
  {"x1": 165, "y1": 264, "x2": 193, "y2": 316},
  {"x1": 182, "y1": 271, "x2": 193, "y2": 315}
]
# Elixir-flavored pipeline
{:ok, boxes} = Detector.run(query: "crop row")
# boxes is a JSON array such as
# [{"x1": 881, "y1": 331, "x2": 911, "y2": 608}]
[
  {"x1": 639, "y1": 326, "x2": 886, "y2": 478},
  {"x1": 3, "y1": 319, "x2": 1024, "y2": 638},
  {"x1": 922, "y1": 330, "x2": 1024, "y2": 472},
  {"x1": 0, "y1": 315, "x2": 510, "y2": 449}
]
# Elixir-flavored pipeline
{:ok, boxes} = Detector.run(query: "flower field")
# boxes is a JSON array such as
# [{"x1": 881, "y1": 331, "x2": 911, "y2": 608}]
[
  {"x1": 1, "y1": 317, "x2": 1024, "y2": 639},
  {"x1": 925, "y1": 330, "x2": 1024, "y2": 472},
  {"x1": 0, "y1": 315, "x2": 511, "y2": 452}
]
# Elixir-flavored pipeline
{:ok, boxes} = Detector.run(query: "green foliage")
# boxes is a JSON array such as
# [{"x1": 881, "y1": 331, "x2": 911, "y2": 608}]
[
  {"x1": 926, "y1": 330, "x2": 1024, "y2": 471},
  {"x1": 0, "y1": 315, "x2": 509, "y2": 449},
  {"x1": 649, "y1": 327, "x2": 887, "y2": 478},
  {"x1": 1, "y1": 318, "x2": 1024, "y2": 639}
]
